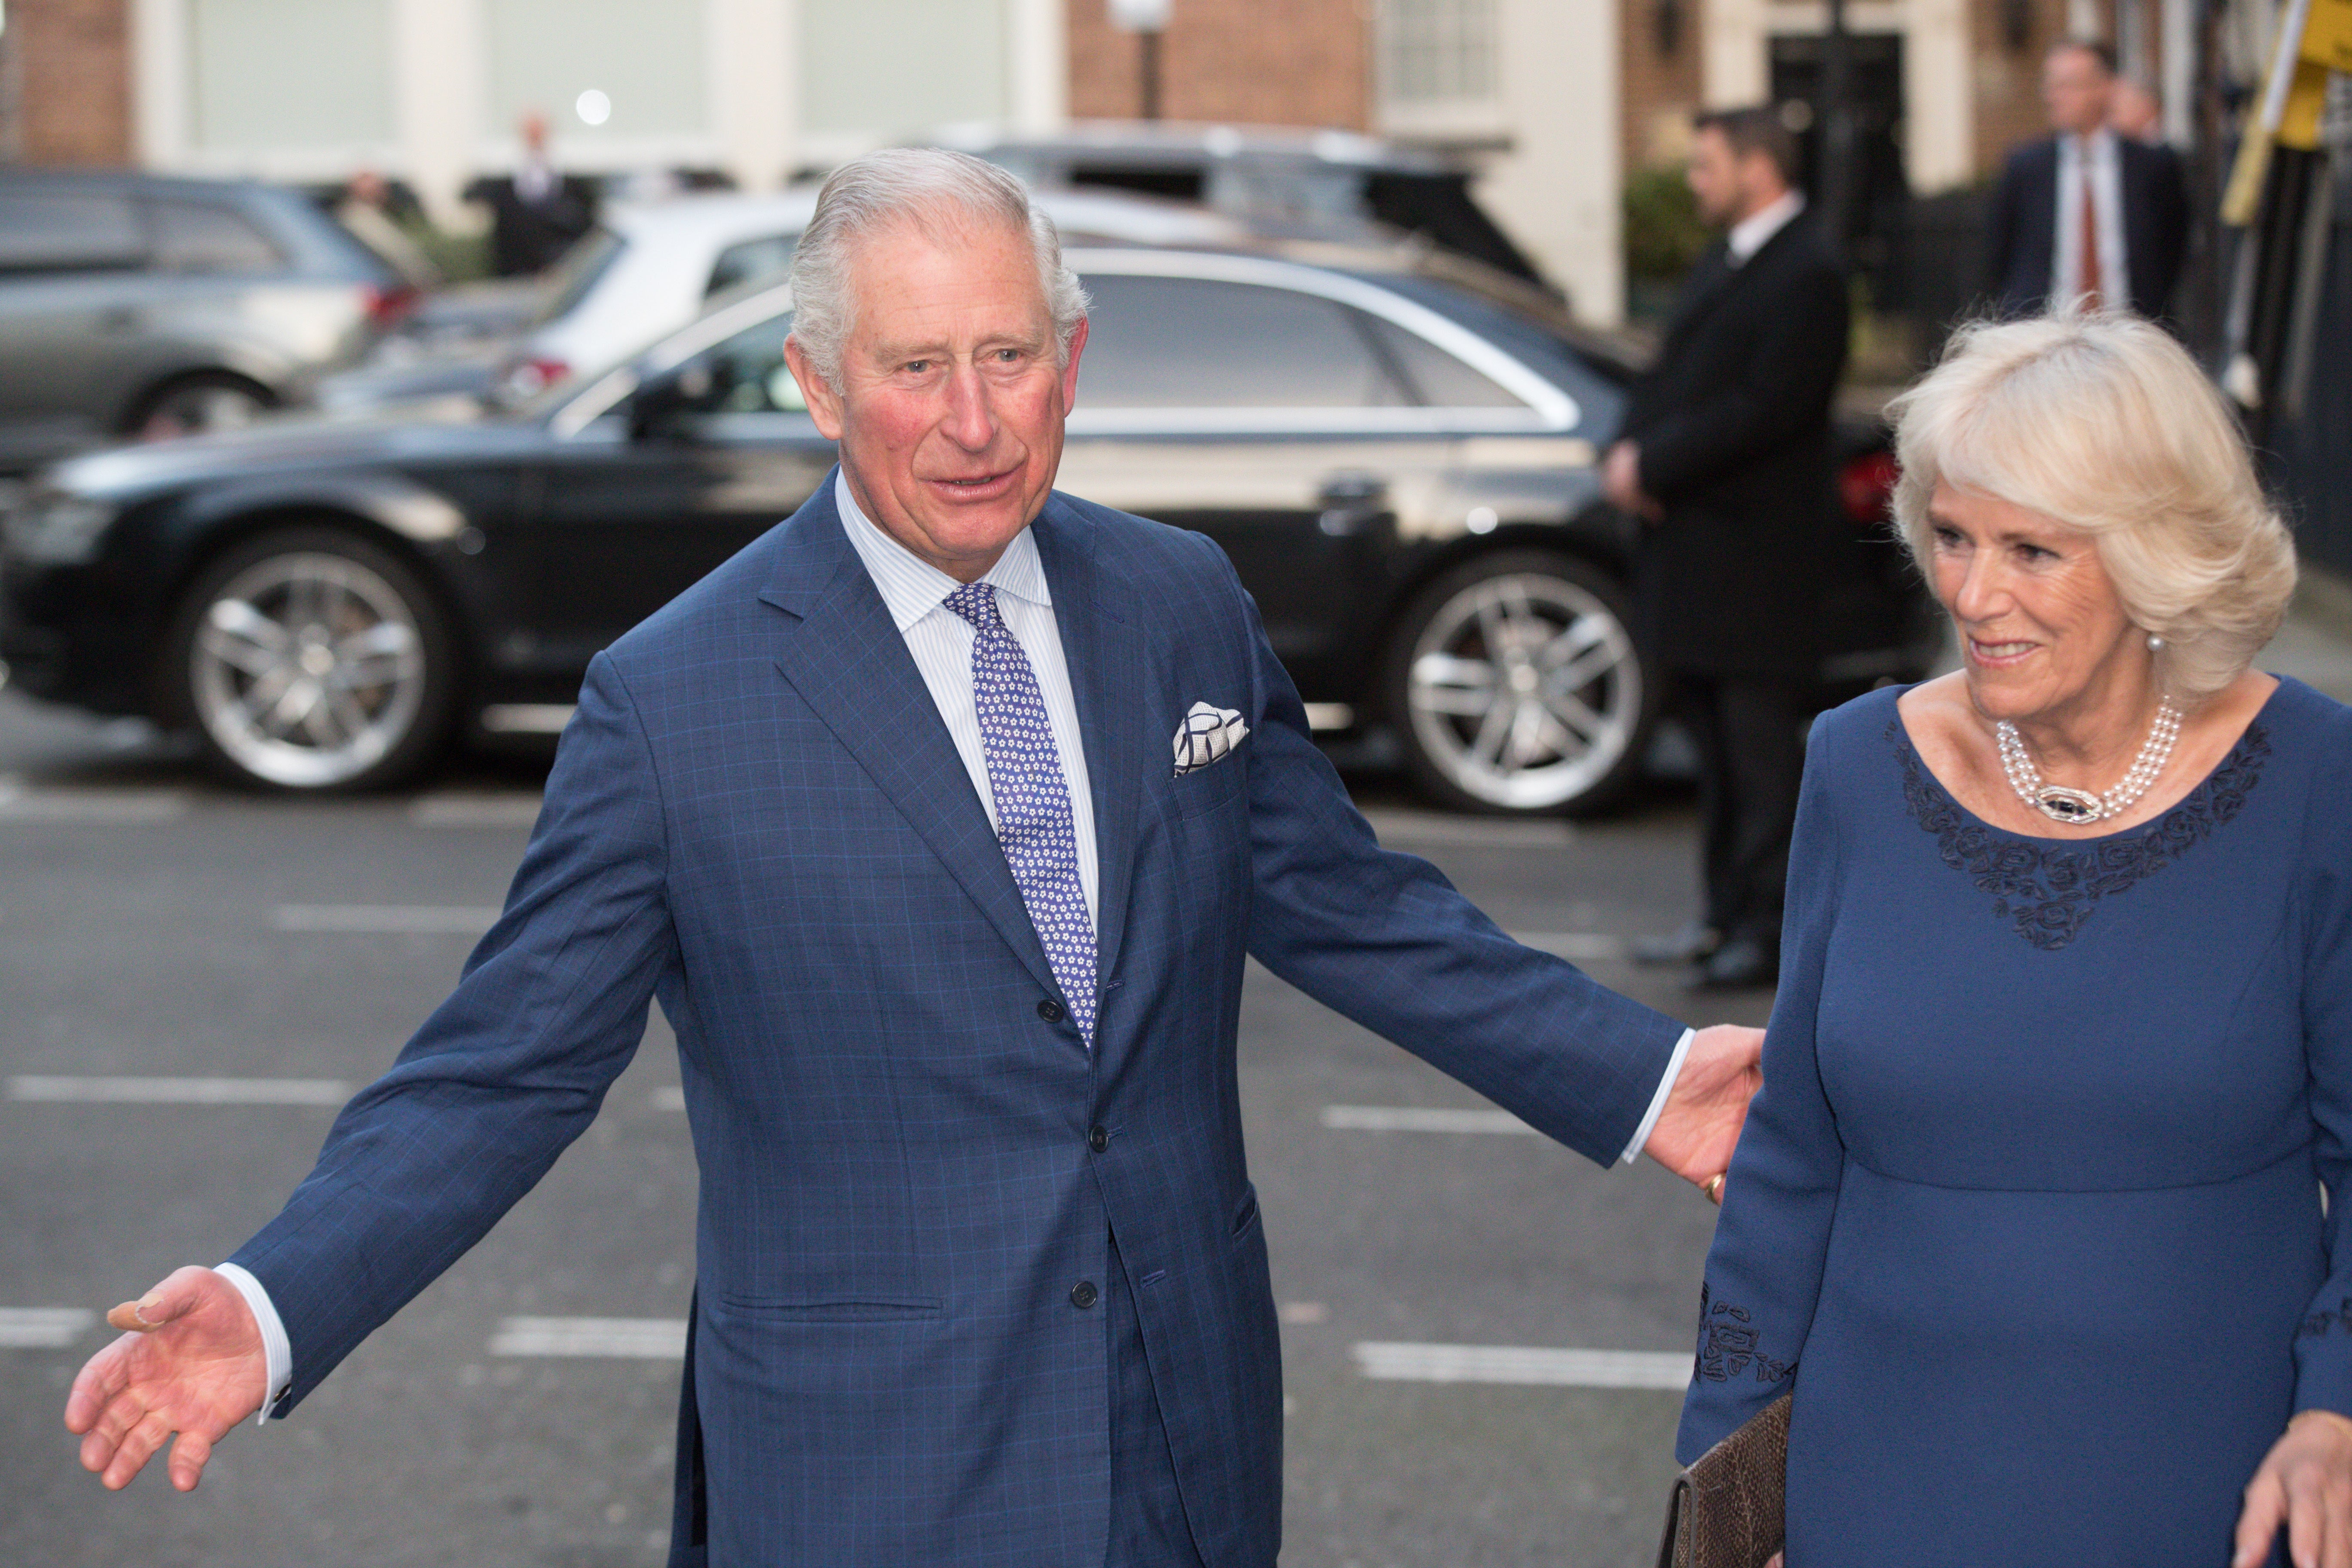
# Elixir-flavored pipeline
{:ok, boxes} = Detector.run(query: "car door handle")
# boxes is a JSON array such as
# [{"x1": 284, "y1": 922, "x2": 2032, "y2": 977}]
[
  {"x1": 1317, "y1": 472, "x2": 1388, "y2": 536},
  {"x1": 96, "y1": 306, "x2": 141, "y2": 333}
]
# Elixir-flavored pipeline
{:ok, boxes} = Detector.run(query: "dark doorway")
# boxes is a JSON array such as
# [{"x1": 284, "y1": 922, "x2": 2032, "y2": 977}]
[{"x1": 1769, "y1": 32, "x2": 1913, "y2": 304}]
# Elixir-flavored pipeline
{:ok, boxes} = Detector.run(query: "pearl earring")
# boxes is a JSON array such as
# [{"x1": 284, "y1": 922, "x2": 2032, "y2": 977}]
[{"x1": 2147, "y1": 634, "x2": 2165, "y2": 651}]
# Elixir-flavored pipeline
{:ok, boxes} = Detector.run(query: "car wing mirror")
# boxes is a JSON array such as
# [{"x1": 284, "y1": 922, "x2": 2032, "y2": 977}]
[{"x1": 628, "y1": 360, "x2": 716, "y2": 443}]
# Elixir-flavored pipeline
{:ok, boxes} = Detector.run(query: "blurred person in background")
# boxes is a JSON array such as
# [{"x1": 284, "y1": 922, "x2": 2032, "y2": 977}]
[
  {"x1": 333, "y1": 169, "x2": 443, "y2": 291},
  {"x1": 1610, "y1": 106, "x2": 1850, "y2": 992},
  {"x1": 466, "y1": 109, "x2": 598, "y2": 277},
  {"x1": 63, "y1": 148, "x2": 1767, "y2": 1568},
  {"x1": 1984, "y1": 40, "x2": 2189, "y2": 320},
  {"x1": 1681, "y1": 313, "x2": 2352, "y2": 1568},
  {"x1": 2110, "y1": 74, "x2": 2165, "y2": 142}
]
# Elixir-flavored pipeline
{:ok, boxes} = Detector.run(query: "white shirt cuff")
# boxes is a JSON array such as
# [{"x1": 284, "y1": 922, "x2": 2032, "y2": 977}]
[
  {"x1": 1621, "y1": 1026, "x2": 1696, "y2": 1164},
  {"x1": 211, "y1": 1262, "x2": 292, "y2": 1425}
]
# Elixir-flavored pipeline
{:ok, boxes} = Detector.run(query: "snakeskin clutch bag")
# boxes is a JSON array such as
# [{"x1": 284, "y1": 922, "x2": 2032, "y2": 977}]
[{"x1": 1656, "y1": 1393, "x2": 1792, "y2": 1568}]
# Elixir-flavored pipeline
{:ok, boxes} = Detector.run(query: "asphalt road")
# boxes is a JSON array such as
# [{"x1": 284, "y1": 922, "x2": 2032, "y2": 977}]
[{"x1": 0, "y1": 692, "x2": 1770, "y2": 1568}]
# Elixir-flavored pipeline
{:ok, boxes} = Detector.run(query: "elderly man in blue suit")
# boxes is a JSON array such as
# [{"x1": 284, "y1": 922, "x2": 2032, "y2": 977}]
[{"x1": 65, "y1": 150, "x2": 1763, "y2": 1566}]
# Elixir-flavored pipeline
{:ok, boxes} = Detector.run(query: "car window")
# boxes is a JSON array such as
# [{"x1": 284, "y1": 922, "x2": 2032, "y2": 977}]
[
  {"x1": 531, "y1": 227, "x2": 626, "y2": 327},
  {"x1": 147, "y1": 198, "x2": 284, "y2": 274},
  {"x1": 1077, "y1": 274, "x2": 1409, "y2": 408},
  {"x1": 1360, "y1": 314, "x2": 1528, "y2": 408},
  {"x1": 706, "y1": 233, "x2": 797, "y2": 298},
  {"x1": 0, "y1": 190, "x2": 146, "y2": 271},
  {"x1": 674, "y1": 312, "x2": 806, "y2": 415}
]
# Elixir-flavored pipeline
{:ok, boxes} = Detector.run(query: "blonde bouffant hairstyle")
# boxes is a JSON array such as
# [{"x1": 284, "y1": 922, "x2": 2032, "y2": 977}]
[{"x1": 1889, "y1": 312, "x2": 2296, "y2": 703}]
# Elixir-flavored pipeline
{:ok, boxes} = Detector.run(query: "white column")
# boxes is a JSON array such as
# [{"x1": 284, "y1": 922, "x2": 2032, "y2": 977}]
[
  {"x1": 1483, "y1": 0, "x2": 1623, "y2": 323},
  {"x1": 1904, "y1": 0, "x2": 1977, "y2": 188},
  {"x1": 1005, "y1": 0, "x2": 1068, "y2": 134},
  {"x1": 392, "y1": 0, "x2": 487, "y2": 224},
  {"x1": 2160, "y1": 0, "x2": 2195, "y2": 144},
  {"x1": 1703, "y1": 0, "x2": 1772, "y2": 106},
  {"x1": 710, "y1": 0, "x2": 795, "y2": 190},
  {"x1": 129, "y1": 0, "x2": 190, "y2": 168}
]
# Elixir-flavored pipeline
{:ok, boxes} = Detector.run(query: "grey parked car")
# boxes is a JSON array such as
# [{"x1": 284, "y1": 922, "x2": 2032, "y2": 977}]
[{"x1": 0, "y1": 170, "x2": 407, "y2": 475}]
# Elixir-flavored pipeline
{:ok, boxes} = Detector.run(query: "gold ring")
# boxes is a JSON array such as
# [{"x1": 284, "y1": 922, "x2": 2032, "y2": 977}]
[{"x1": 1704, "y1": 1173, "x2": 1727, "y2": 1204}]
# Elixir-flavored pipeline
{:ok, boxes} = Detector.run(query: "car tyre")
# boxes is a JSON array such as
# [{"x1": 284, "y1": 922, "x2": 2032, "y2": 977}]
[
  {"x1": 164, "y1": 527, "x2": 458, "y2": 792},
  {"x1": 130, "y1": 373, "x2": 274, "y2": 441},
  {"x1": 1384, "y1": 549, "x2": 1656, "y2": 817}
]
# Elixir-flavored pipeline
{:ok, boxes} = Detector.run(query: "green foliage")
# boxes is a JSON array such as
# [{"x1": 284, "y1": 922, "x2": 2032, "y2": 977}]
[{"x1": 1623, "y1": 163, "x2": 1712, "y2": 285}]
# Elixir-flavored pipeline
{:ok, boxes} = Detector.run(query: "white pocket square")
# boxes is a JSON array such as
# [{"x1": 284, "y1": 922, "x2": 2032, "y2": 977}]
[{"x1": 1173, "y1": 701, "x2": 1249, "y2": 777}]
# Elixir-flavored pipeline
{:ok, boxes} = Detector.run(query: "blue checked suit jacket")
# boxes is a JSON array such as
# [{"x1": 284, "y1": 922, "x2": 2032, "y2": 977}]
[{"x1": 228, "y1": 478, "x2": 1685, "y2": 1567}]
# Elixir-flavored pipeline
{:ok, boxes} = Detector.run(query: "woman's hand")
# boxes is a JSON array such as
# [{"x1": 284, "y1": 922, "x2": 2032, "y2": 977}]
[{"x1": 2236, "y1": 1409, "x2": 2352, "y2": 1568}]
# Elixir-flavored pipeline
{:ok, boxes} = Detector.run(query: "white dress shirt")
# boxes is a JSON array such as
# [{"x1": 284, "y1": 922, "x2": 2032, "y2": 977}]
[
  {"x1": 833, "y1": 473, "x2": 1099, "y2": 929},
  {"x1": 2052, "y1": 129, "x2": 2132, "y2": 310},
  {"x1": 1727, "y1": 189, "x2": 1807, "y2": 266},
  {"x1": 217, "y1": 471, "x2": 1687, "y2": 1418}
]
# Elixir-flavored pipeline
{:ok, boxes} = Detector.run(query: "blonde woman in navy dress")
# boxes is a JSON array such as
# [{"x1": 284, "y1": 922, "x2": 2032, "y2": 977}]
[{"x1": 1677, "y1": 312, "x2": 2352, "y2": 1567}]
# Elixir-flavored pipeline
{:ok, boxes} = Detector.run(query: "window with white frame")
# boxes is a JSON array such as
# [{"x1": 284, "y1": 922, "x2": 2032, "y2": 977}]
[
  {"x1": 187, "y1": 0, "x2": 394, "y2": 153},
  {"x1": 1379, "y1": 0, "x2": 1499, "y2": 106},
  {"x1": 484, "y1": 0, "x2": 710, "y2": 144}
]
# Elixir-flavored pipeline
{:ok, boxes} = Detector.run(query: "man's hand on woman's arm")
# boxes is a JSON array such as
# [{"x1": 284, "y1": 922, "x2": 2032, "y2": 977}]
[
  {"x1": 1644, "y1": 1023, "x2": 1765, "y2": 1195},
  {"x1": 63, "y1": 1265, "x2": 267, "y2": 1491},
  {"x1": 2236, "y1": 1409, "x2": 2352, "y2": 1568}
]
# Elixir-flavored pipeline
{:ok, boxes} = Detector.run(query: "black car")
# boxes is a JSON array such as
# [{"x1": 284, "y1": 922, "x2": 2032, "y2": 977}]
[{"x1": 0, "y1": 244, "x2": 1932, "y2": 811}]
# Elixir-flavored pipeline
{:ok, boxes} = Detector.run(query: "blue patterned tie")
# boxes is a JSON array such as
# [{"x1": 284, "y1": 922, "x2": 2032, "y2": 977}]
[{"x1": 943, "y1": 582, "x2": 1097, "y2": 1047}]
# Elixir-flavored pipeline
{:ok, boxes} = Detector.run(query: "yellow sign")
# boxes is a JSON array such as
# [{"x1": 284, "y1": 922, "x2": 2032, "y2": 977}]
[{"x1": 2301, "y1": 0, "x2": 2352, "y2": 71}]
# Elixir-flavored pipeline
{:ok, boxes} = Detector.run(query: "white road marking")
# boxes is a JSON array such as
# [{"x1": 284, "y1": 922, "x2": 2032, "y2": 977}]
[
  {"x1": 1511, "y1": 931, "x2": 1628, "y2": 962},
  {"x1": 1361, "y1": 808, "x2": 1574, "y2": 849},
  {"x1": 273, "y1": 904, "x2": 500, "y2": 934},
  {"x1": 0, "y1": 776, "x2": 187, "y2": 823},
  {"x1": 0, "y1": 1308, "x2": 97, "y2": 1348},
  {"x1": 489, "y1": 1316, "x2": 687, "y2": 1358},
  {"x1": 9, "y1": 1075, "x2": 351, "y2": 1105},
  {"x1": 1353, "y1": 1342, "x2": 1692, "y2": 1390},
  {"x1": 648, "y1": 1086, "x2": 686, "y2": 1112},
  {"x1": 1321, "y1": 1104, "x2": 1537, "y2": 1135},
  {"x1": 410, "y1": 793, "x2": 543, "y2": 827}
]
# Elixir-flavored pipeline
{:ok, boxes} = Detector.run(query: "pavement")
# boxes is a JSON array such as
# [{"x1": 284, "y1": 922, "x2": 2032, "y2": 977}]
[{"x1": 5, "y1": 588, "x2": 2348, "y2": 1568}]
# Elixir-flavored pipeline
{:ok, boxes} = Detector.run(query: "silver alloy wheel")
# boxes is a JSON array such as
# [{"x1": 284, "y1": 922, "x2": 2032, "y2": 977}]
[
  {"x1": 1404, "y1": 570, "x2": 1642, "y2": 811},
  {"x1": 189, "y1": 552, "x2": 428, "y2": 788}
]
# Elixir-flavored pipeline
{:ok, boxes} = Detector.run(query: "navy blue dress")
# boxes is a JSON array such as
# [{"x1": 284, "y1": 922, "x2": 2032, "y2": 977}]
[{"x1": 1678, "y1": 678, "x2": 2352, "y2": 1567}]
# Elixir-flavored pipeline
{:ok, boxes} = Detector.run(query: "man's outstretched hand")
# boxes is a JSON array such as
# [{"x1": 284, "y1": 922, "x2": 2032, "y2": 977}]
[
  {"x1": 64, "y1": 1265, "x2": 267, "y2": 1491},
  {"x1": 1644, "y1": 1024, "x2": 1765, "y2": 1193}
]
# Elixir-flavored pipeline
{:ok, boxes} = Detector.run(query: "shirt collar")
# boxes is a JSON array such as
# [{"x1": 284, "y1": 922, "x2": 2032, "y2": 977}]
[
  {"x1": 2064, "y1": 127, "x2": 2117, "y2": 162},
  {"x1": 833, "y1": 469, "x2": 1052, "y2": 634},
  {"x1": 1727, "y1": 190, "x2": 1806, "y2": 266}
]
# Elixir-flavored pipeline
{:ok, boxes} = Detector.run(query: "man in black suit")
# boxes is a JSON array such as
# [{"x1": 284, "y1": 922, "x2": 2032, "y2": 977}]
[
  {"x1": 1607, "y1": 106, "x2": 1848, "y2": 990},
  {"x1": 1983, "y1": 40, "x2": 2190, "y2": 321},
  {"x1": 464, "y1": 110, "x2": 599, "y2": 278}
]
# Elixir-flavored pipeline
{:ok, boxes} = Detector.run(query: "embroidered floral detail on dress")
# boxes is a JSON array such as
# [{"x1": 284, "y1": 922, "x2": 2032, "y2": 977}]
[
  {"x1": 1890, "y1": 721, "x2": 2270, "y2": 951},
  {"x1": 1694, "y1": 1282, "x2": 1795, "y2": 1385},
  {"x1": 2303, "y1": 1296, "x2": 2352, "y2": 1338}
]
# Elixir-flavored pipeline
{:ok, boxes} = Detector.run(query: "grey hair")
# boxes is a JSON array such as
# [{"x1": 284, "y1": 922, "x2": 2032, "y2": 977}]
[
  {"x1": 787, "y1": 147, "x2": 1088, "y2": 393},
  {"x1": 1889, "y1": 312, "x2": 2296, "y2": 702}
]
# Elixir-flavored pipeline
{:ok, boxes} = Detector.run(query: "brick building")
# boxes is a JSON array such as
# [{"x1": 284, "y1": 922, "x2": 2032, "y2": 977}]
[{"x1": 0, "y1": 0, "x2": 2220, "y2": 325}]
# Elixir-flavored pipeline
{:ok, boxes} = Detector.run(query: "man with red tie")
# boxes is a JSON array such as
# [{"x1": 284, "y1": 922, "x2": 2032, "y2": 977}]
[{"x1": 1983, "y1": 39, "x2": 2190, "y2": 322}]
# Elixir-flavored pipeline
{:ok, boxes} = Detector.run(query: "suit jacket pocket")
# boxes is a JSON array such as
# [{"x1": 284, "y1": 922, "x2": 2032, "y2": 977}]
[
  {"x1": 714, "y1": 1294, "x2": 944, "y2": 1324},
  {"x1": 1173, "y1": 753, "x2": 1247, "y2": 818}
]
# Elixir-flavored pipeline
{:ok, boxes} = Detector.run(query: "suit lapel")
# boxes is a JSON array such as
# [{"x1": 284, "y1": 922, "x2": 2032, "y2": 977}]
[
  {"x1": 758, "y1": 483, "x2": 1063, "y2": 1001},
  {"x1": 1031, "y1": 495, "x2": 1149, "y2": 990}
]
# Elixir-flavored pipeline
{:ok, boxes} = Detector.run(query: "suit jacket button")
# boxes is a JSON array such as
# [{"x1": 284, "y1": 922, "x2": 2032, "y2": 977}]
[
  {"x1": 1088, "y1": 1125, "x2": 1109, "y2": 1153},
  {"x1": 1070, "y1": 1280, "x2": 1099, "y2": 1310},
  {"x1": 1037, "y1": 998, "x2": 1065, "y2": 1022}
]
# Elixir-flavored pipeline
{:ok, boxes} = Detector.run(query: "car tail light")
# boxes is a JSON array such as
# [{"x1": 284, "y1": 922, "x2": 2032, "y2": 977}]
[
  {"x1": 503, "y1": 356, "x2": 571, "y2": 398},
  {"x1": 1839, "y1": 449, "x2": 1900, "y2": 526},
  {"x1": 363, "y1": 283, "x2": 420, "y2": 329}
]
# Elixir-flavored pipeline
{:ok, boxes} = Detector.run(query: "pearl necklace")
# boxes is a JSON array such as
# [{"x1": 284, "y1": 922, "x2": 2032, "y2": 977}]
[{"x1": 1994, "y1": 697, "x2": 2182, "y2": 825}]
